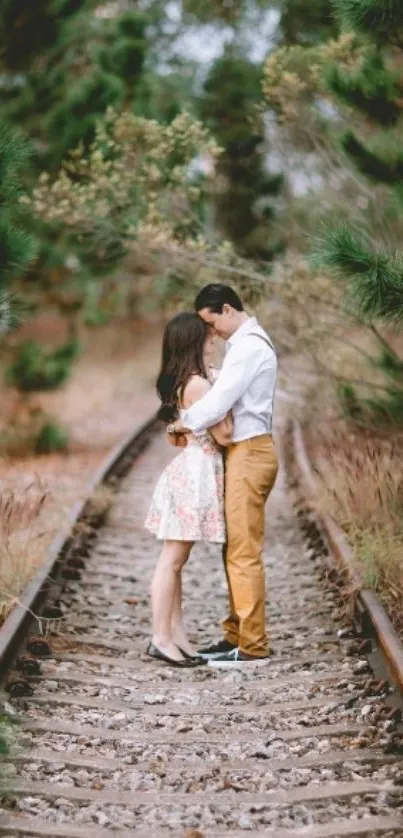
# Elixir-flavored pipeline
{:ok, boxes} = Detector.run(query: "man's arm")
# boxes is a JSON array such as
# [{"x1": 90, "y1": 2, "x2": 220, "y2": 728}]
[{"x1": 177, "y1": 343, "x2": 264, "y2": 434}]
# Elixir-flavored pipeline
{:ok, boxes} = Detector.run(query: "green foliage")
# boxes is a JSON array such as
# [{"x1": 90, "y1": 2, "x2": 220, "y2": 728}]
[
  {"x1": 6, "y1": 339, "x2": 80, "y2": 392},
  {"x1": 29, "y1": 110, "x2": 221, "y2": 273},
  {"x1": 263, "y1": 33, "x2": 369, "y2": 119},
  {"x1": 0, "y1": 123, "x2": 36, "y2": 334},
  {"x1": 265, "y1": 0, "x2": 403, "y2": 431},
  {"x1": 0, "y1": 122, "x2": 31, "y2": 204},
  {"x1": 182, "y1": 0, "x2": 266, "y2": 25},
  {"x1": 312, "y1": 223, "x2": 403, "y2": 323},
  {"x1": 0, "y1": 291, "x2": 20, "y2": 335},
  {"x1": 1, "y1": 3, "x2": 151, "y2": 166},
  {"x1": 0, "y1": 0, "x2": 69, "y2": 71},
  {"x1": 325, "y1": 52, "x2": 402, "y2": 125},
  {"x1": 202, "y1": 53, "x2": 263, "y2": 144},
  {"x1": 351, "y1": 382, "x2": 403, "y2": 428},
  {"x1": 332, "y1": 0, "x2": 403, "y2": 39},
  {"x1": 370, "y1": 346, "x2": 403, "y2": 379},
  {"x1": 48, "y1": 72, "x2": 126, "y2": 158},
  {"x1": 97, "y1": 12, "x2": 148, "y2": 88},
  {"x1": 35, "y1": 421, "x2": 69, "y2": 454},
  {"x1": 0, "y1": 221, "x2": 36, "y2": 289},
  {"x1": 279, "y1": 0, "x2": 337, "y2": 45},
  {"x1": 363, "y1": 386, "x2": 403, "y2": 427},
  {"x1": 341, "y1": 130, "x2": 403, "y2": 182},
  {"x1": 200, "y1": 51, "x2": 283, "y2": 258},
  {"x1": 134, "y1": 66, "x2": 196, "y2": 123},
  {"x1": 338, "y1": 368, "x2": 403, "y2": 430},
  {"x1": 337, "y1": 381, "x2": 364, "y2": 420},
  {"x1": 0, "y1": 124, "x2": 36, "y2": 289}
]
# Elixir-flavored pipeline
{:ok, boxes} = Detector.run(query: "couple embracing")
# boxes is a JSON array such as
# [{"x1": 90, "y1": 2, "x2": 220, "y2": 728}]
[{"x1": 145, "y1": 283, "x2": 278, "y2": 669}]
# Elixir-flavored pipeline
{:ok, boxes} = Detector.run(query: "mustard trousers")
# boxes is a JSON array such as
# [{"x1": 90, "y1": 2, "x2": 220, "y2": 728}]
[{"x1": 222, "y1": 434, "x2": 278, "y2": 657}]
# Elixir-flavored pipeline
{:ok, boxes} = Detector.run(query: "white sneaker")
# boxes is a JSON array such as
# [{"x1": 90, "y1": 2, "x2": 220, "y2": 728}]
[{"x1": 208, "y1": 648, "x2": 271, "y2": 669}]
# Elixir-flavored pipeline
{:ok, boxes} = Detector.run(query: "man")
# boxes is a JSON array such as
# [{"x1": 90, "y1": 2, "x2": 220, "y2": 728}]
[{"x1": 168, "y1": 283, "x2": 278, "y2": 667}]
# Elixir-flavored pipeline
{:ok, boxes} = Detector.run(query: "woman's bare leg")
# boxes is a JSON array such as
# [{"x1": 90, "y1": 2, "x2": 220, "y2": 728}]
[
  {"x1": 171, "y1": 571, "x2": 198, "y2": 656},
  {"x1": 151, "y1": 540, "x2": 193, "y2": 660}
]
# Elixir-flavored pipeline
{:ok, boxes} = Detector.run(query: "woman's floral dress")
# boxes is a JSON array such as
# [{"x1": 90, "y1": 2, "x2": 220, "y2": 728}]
[{"x1": 144, "y1": 411, "x2": 225, "y2": 543}]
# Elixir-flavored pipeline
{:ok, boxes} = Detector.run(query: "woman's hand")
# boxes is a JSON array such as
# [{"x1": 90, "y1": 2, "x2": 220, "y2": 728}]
[
  {"x1": 167, "y1": 430, "x2": 188, "y2": 448},
  {"x1": 167, "y1": 418, "x2": 187, "y2": 435}
]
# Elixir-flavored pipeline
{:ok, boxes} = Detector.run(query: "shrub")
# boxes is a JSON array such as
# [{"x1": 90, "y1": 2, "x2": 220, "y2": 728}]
[
  {"x1": 35, "y1": 421, "x2": 69, "y2": 454},
  {"x1": 6, "y1": 339, "x2": 79, "y2": 392}
]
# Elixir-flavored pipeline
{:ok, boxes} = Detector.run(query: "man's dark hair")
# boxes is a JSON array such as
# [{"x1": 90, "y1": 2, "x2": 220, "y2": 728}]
[{"x1": 194, "y1": 283, "x2": 244, "y2": 314}]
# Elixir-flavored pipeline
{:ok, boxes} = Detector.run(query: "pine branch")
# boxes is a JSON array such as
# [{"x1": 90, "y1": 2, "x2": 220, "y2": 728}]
[
  {"x1": 0, "y1": 123, "x2": 32, "y2": 208},
  {"x1": 369, "y1": 323, "x2": 403, "y2": 361},
  {"x1": 0, "y1": 290, "x2": 24, "y2": 335},
  {"x1": 0, "y1": 221, "x2": 37, "y2": 288},
  {"x1": 311, "y1": 223, "x2": 403, "y2": 323},
  {"x1": 332, "y1": 0, "x2": 403, "y2": 40},
  {"x1": 341, "y1": 131, "x2": 403, "y2": 183},
  {"x1": 325, "y1": 53, "x2": 401, "y2": 126}
]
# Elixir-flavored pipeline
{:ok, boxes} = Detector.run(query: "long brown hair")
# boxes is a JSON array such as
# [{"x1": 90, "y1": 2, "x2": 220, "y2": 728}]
[{"x1": 157, "y1": 312, "x2": 208, "y2": 423}]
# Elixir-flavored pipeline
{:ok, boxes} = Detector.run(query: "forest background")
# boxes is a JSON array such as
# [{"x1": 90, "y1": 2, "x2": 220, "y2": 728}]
[{"x1": 0, "y1": 0, "x2": 402, "y2": 662}]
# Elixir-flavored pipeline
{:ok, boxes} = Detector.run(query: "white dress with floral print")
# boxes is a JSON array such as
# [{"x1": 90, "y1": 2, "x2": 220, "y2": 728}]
[{"x1": 144, "y1": 412, "x2": 225, "y2": 543}]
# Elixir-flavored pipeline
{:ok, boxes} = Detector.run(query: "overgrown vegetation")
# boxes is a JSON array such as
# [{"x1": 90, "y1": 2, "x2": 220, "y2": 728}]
[
  {"x1": 6, "y1": 339, "x2": 79, "y2": 392},
  {"x1": 311, "y1": 424, "x2": 403, "y2": 635},
  {"x1": 263, "y1": 0, "x2": 403, "y2": 630},
  {"x1": 0, "y1": 482, "x2": 48, "y2": 625}
]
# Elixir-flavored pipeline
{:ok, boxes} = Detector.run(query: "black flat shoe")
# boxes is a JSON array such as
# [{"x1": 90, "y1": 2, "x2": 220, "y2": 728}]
[
  {"x1": 146, "y1": 643, "x2": 205, "y2": 668},
  {"x1": 179, "y1": 647, "x2": 206, "y2": 664}
]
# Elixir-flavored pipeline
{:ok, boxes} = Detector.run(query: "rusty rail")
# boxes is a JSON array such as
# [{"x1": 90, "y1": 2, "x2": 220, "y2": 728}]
[
  {"x1": 291, "y1": 419, "x2": 403, "y2": 695},
  {"x1": 0, "y1": 413, "x2": 159, "y2": 679}
]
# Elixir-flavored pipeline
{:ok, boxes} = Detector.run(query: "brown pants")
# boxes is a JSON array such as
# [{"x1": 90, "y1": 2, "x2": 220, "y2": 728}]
[{"x1": 222, "y1": 434, "x2": 278, "y2": 657}]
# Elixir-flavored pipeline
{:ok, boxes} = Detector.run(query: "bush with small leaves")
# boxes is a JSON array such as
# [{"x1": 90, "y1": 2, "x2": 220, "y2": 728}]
[
  {"x1": 27, "y1": 110, "x2": 221, "y2": 274},
  {"x1": 6, "y1": 340, "x2": 80, "y2": 392},
  {"x1": 35, "y1": 421, "x2": 69, "y2": 454}
]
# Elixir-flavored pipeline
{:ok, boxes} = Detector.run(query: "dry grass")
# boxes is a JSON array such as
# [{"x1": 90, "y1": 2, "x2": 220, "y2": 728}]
[
  {"x1": 0, "y1": 481, "x2": 49, "y2": 626},
  {"x1": 89, "y1": 484, "x2": 115, "y2": 517},
  {"x1": 311, "y1": 424, "x2": 403, "y2": 636}
]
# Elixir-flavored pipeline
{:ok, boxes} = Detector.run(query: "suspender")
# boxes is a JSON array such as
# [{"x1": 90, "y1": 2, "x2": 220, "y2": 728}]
[
  {"x1": 248, "y1": 331, "x2": 276, "y2": 423},
  {"x1": 248, "y1": 331, "x2": 276, "y2": 355}
]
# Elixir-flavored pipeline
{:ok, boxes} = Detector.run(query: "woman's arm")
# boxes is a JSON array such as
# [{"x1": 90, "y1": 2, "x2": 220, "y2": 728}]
[{"x1": 183, "y1": 376, "x2": 233, "y2": 447}]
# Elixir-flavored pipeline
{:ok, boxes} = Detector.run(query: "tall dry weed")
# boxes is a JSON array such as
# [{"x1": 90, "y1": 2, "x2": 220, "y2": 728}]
[
  {"x1": 311, "y1": 426, "x2": 403, "y2": 634},
  {"x1": 0, "y1": 481, "x2": 48, "y2": 625}
]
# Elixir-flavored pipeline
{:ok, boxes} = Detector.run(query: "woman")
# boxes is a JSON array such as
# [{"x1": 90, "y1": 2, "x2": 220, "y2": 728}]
[{"x1": 145, "y1": 312, "x2": 232, "y2": 668}]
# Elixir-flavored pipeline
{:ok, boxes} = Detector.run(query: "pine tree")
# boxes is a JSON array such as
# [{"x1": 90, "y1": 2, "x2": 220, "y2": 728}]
[
  {"x1": 200, "y1": 50, "x2": 283, "y2": 259},
  {"x1": 278, "y1": 0, "x2": 337, "y2": 46},
  {"x1": 308, "y1": 1, "x2": 403, "y2": 426},
  {"x1": 0, "y1": 3, "x2": 150, "y2": 165},
  {"x1": 263, "y1": 0, "x2": 403, "y2": 426},
  {"x1": 0, "y1": 1, "x2": 155, "y2": 332},
  {"x1": 312, "y1": 0, "x2": 403, "y2": 326},
  {"x1": 182, "y1": 0, "x2": 266, "y2": 26},
  {"x1": 0, "y1": 124, "x2": 36, "y2": 334}
]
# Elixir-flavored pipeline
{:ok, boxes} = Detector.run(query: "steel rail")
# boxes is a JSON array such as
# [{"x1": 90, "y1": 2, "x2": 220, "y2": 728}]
[
  {"x1": 291, "y1": 419, "x2": 403, "y2": 696},
  {"x1": 0, "y1": 413, "x2": 159, "y2": 680}
]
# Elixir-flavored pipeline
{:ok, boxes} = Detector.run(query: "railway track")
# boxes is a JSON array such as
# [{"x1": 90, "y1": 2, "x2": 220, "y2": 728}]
[{"x1": 0, "y1": 417, "x2": 403, "y2": 837}]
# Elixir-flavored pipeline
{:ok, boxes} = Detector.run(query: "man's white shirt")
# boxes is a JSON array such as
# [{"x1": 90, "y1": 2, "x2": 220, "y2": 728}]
[{"x1": 182, "y1": 316, "x2": 277, "y2": 443}]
